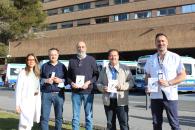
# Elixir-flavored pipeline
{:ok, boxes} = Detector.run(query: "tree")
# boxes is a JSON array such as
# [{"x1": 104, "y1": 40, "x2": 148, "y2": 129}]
[
  {"x1": 0, "y1": 43, "x2": 7, "y2": 57},
  {"x1": 0, "y1": 0, "x2": 46, "y2": 45}
]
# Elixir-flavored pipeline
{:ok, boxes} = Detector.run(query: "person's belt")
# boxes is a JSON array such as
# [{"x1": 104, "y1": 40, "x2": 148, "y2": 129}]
[
  {"x1": 34, "y1": 92, "x2": 38, "y2": 96},
  {"x1": 51, "y1": 91, "x2": 59, "y2": 93}
]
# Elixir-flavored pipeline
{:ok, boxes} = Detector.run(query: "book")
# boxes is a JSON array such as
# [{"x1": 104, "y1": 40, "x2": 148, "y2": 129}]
[
  {"x1": 76, "y1": 75, "x2": 85, "y2": 88},
  {"x1": 107, "y1": 80, "x2": 118, "y2": 93},
  {"x1": 51, "y1": 72, "x2": 55, "y2": 78},
  {"x1": 148, "y1": 78, "x2": 159, "y2": 92}
]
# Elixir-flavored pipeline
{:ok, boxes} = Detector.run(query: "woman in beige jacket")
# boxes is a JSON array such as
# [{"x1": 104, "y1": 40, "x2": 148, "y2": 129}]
[{"x1": 96, "y1": 49, "x2": 134, "y2": 130}]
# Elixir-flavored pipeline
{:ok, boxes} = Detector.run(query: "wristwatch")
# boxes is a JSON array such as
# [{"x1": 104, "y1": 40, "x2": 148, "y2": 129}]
[{"x1": 168, "y1": 81, "x2": 173, "y2": 86}]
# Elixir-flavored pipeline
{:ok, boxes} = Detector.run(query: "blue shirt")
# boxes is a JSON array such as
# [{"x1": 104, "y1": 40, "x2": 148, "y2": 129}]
[
  {"x1": 41, "y1": 61, "x2": 67, "y2": 93},
  {"x1": 109, "y1": 66, "x2": 117, "y2": 98},
  {"x1": 110, "y1": 67, "x2": 117, "y2": 80}
]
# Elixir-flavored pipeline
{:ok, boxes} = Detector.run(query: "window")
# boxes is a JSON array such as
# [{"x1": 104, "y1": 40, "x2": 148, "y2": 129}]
[
  {"x1": 157, "y1": 7, "x2": 176, "y2": 16},
  {"x1": 62, "y1": 6, "x2": 74, "y2": 13},
  {"x1": 134, "y1": 0, "x2": 145, "y2": 2},
  {"x1": 47, "y1": 23, "x2": 57, "y2": 31},
  {"x1": 95, "y1": 0, "x2": 109, "y2": 8},
  {"x1": 130, "y1": 68, "x2": 136, "y2": 76},
  {"x1": 61, "y1": 21, "x2": 73, "y2": 29},
  {"x1": 95, "y1": 17, "x2": 109, "y2": 24},
  {"x1": 114, "y1": 13, "x2": 129, "y2": 21},
  {"x1": 0, "y1": 58, "x2": 5, "y2": 65},
  {"x1": 182, "y1": 4, "x2": 195, "y2": 13},
  {"x1": 77, "y1": 3, "x2": 90, "y2": 11},
  {"x1": 32, "y1": 27, "x2": 41, "y2": 32},
  {"x1": 47, "y1": 8, "x2": 58, "y2": 16},
  {"x1": 42, "y1": 0, "x2": 56, "y2": 3},
  {"x1": 134, "y1": 11, "x2": 151, "y2": 19},
  {"x1": 114, "y1": 0, "x2": 129, "y2": 4},
  {"x1": 136, "y1": 62, "x2": 146, "y2": 74},
  {"x1": 77, "y1": 19, "x2": 90, "y2": 26},
  {"x1": 184, "y1": 64, "x2": 192, "y2": 75}
]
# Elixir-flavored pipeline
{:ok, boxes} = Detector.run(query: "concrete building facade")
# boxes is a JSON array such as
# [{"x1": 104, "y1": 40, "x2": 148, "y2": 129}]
[{"x1": 10, "y1": 0, "x2": 195, "y2": 59}]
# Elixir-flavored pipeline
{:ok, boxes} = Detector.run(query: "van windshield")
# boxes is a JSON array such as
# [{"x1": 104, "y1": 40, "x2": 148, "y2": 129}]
[
  {"x1": 183, "y1": 63, "x2": 192, "y2": 75},
  {"x1": 136, "y1": 62, "x2": 146, "y2": 75},
  {"x1": 10, "y1": 68, "x2": 21, "y2": 76},
  {"x1": 138, "y1": 62, "x2": 146, "y2": 68},
  {"x1": 97, "y1": 65, "x2": 103, "y2": 72}
]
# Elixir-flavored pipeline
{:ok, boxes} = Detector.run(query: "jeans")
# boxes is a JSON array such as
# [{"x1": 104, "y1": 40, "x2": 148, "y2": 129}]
[
  {"x1": 151, "y1": 99, "x2": 180, "y2": 130},
  {"x1": 104, "y1": 99, "x2": 129, "y2": 130},
  {"x1": 41, "y1": 92, "x2": 64, "y2": 130},
  {"x1": 71, "y1": 93, "x2": 94, "y2": 130}
]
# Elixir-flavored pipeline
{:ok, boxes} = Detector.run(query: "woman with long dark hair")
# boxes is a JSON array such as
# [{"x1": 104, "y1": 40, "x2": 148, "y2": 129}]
[{"x1": 15, "y1": 53, "x2": 41, "y2": 130}]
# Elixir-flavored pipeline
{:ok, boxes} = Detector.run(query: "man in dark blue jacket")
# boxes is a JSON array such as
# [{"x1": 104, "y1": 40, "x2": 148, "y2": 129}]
[
  {"x1": 67, "y1": 41, "x2": 98, "y2": 130},
  {"x1": 40, "y1": 48, "x2": 67, "y2": 130}
]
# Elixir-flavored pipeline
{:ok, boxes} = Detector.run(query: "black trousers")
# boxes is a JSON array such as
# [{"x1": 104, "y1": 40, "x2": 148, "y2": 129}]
[
  {"x1": 104, "y1": 98, "x2": 129, "y2": 130},
  {"x1": 151, "y1": 92, "x2": 181, "y2": 130}
]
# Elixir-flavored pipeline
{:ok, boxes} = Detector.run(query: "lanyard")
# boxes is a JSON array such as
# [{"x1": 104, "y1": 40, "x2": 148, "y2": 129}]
[
  {"x1": 157, "y1": 54, "x2": 163, "y2": 70},
  {"x1": 157, "y1": 53, "x2": 168, "y2": 80}
]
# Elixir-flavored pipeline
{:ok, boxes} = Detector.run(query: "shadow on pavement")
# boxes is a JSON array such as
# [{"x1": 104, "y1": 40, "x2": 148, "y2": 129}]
[
  {"x1": 179, "y1": 116, "x2": 195, "y2": 127},
  {"x1": 183, "y1": 94, "x2": 195, "y2": 97},
  {"x1": 0, "y1": 87, "x2": 14, "y2": 91},
  {"x1": 130, "y1": 115, "x2": 152, "y2": 121},
  {"x1": 130, "y1": 115, "x2": 195, "y2": 127},
  {"x1": 133, "y1": 105, "x2": 146, "y2": 109}
]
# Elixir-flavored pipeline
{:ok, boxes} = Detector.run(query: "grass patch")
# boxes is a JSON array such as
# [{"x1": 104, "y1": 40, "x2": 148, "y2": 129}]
[{"x1": 0, "y1": 111, "x2": 85, "y2": 130}]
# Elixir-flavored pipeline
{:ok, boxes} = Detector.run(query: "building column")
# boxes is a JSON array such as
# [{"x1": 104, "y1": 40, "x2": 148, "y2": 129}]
[
  {"x1": 109, "y1": 0, "x2": 114, "y2": 5},
  {"x1": 58, "y1": 8, "x2": 62, "y2": 14},
  {"x1": 73, "y1": 21, "x2": 77, "y2": 27},
  {"x1": 74, "y1": 5, "x2": 78, "y2": 12},
  {"x1": 90, "y1": 18, "x2": 96, "y2": 25},
  {"x1": 152, "y1": 10, "x2": 157, "y2": 17},
  {"x1": 109, "y1": 16, "x2": 114, "y2": 22},
  {"x1": 176, "y1": 6, "x2": 181, "y2": 14},
  {"x1": 91, "y1": 1, "x2": 95, "y2": 9}
]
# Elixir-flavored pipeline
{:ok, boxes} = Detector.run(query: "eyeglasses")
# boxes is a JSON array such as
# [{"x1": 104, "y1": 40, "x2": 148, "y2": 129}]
[{"x1": 27, "y1": 59, "x2": 35, "y2": 61}]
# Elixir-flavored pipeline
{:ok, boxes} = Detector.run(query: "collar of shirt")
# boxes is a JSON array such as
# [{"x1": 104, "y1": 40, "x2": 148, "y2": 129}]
[
  {"x1": 157, "y1": 51, "x2": 168, "y2": 64},
  {"x1": 108, "y1": 63, "x2": 120, "y2": 80},
  {"x1": 108, "y1": 63, "x2": 120, "y2": 73},
  {"x1": 48, "y1": 61, "x2": 59, "y2": 66}
]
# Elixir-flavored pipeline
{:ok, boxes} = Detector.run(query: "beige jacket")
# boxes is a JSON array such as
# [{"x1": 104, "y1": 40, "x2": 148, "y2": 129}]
[{"x1": 97, "y1": 64, "x2": 134, "y2": 106}]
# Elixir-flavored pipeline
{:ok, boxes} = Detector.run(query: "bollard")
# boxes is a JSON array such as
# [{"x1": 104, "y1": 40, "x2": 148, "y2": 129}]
[{"x1": 145, "y1": 93, "x2": 150, "y2": 110}]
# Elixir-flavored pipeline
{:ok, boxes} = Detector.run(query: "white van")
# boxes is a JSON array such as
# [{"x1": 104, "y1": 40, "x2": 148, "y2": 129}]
[
  {"x1": 178, "y1": 56, "x2": 195, "y2": 92},
  {"x1": 39, "y1": 60, "x2": 69, "y2": 68},
  {"x1": 135, "y1": 55, "x2": 151, "y2": 91},
  {"x1": 135, "y1": 55, "x2": 195, "y2": 92},
  {"x1": 96, "y1": 60, "x2": 137, "y2": 79},
  {"x1": 39, "y1": 60, "x2": 70, "y2": 89},
  {"x1": 6, "y1": 63, "x2": 26, "y2": 88},
  {"x1": 96, "y1": 60, "x2": 137, "y2": 71}
]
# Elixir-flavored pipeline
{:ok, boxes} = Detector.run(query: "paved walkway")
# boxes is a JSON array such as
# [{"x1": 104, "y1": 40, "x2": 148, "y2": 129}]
[{"x1": 0, "y1": 88, "x2": 195, "y2": 130}]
